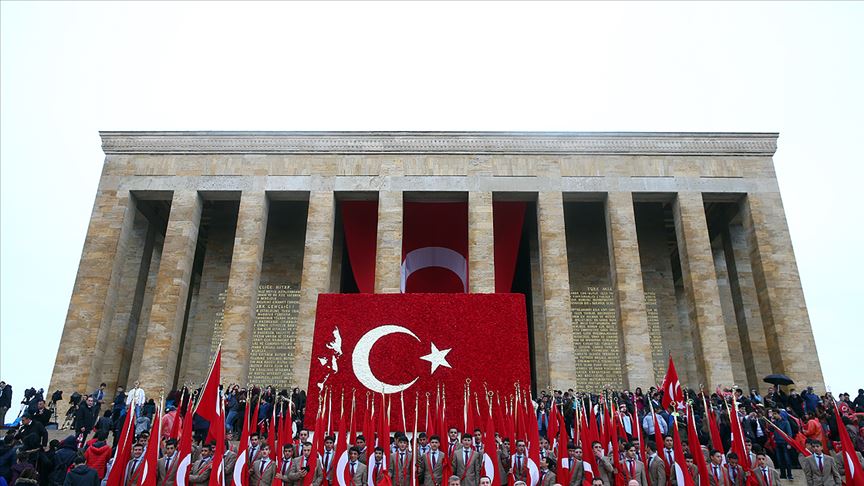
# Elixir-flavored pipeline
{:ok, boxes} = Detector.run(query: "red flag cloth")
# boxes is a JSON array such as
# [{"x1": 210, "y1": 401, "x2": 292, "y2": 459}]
[
  {"x1": 305, "y1": 399, "x2": 325, "y2": 486},
  {"x1": 233, "y1": 394, "x2": 251, "y2": 486},
  {"x1": 402, "y1": 202, "x2": 468, "y2": 293},
  {"x1": 548, "y1": 402, "x2": 559, "y2": 446},
  {"x1": 728, "y1": 399, "x2": 757, "y2": 486},
  {"x1": 660, "y1": 357, "x2": 685, "y2": 411},
  {"x1": 138, "y1": 405, "x2": 162, "y2": 486},
  {"x1": 650, "y1": 407, "x2": 667, "y2": 472},
  {"x1": 106, "y1": 404, "x2": 136, "y2": 486},
  {"x1": 526, "y1": 397, "x2": 542, "y2": 486},
  {"x1": 556, "y1": 414, "x2": 571, "y2": 486},
  {"x1": 671, "y1": 423, "x2": 696, "y2": 486},
  {"x1": 492, "y1": 202, "x2": 526, "y2": 293},
  {"x1": 703, "y1": 397, "x2": 725, "y2": 455},
  {"x1": 377, "y1": 394, "x2": 389, "y2": 463},
  {"x1": 305, "y1": 294, "x2": 532, "y2": 430},
  {"x1": 341, "y1": 201, "x2": 378, "y2": 294},
  {"x1": 333, "y1": 397, "x2": 349, "y2": 486},
  {"x1": 579, "y1": 404, "x2": 598, "y2": 486},
  {"x1": 363, "y1": 397, "x2": 375, "y2": 450},
  {"x1": 765, "y1": 420, "x2": 810, "y2": 458},
  {"x1": 686, "y1": 407, "x2": 711, "y2": 486},
  {"x1": 482, "y1": 400, "x2": 499, "y2": 485},
  {"x1": 176, "y1": 402, "x2": 195, "y2": 486},
  {"x1": 832, "y1": 401, "x2": 864, "y2": 486},
  {"x1": 198, "y1": 348, "x2": 225, "y2": 486},
  {"x1": 610, "y1": 410, "x2": 625, "y2": 486}
]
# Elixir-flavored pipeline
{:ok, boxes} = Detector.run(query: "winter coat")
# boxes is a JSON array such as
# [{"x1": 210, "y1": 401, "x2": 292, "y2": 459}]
[
  {"x1": 84, "y1": 442, "x2": 112, "y2": 479},
  {"x1": 62, "y1": 466, "x2": 98, "y2": 486},
  {"x1": 73, "y1": 406, "x2": 97, "y2": 434},
  {"x1": 51, "y1": 437, "x2": 79, "y2": 486}
]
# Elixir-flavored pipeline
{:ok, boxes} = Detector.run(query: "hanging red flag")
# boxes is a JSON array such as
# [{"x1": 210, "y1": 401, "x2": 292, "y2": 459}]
[
  {"x1": 555, "y1": 413, "x2": 571, "y2": 486},
  {"x1": 831, "y1": 400, "x2": 864, "y2": 486},
  {"x1": 481, "y1": 396, "x2": 499, "y2": 485},
  {"x1": 106, "y1": 404, "x2": 136, "y2": 486},
  {"x1": 686, "y1": 405, "x2": 711, "y2": 486},
  {"x1": 660, "y1": 356, "x2": 685, "y2": 411},
  {"x1": 402, "y1": 202, "x2": 468, "y2": 293},
  {"x1": 702, "y1": 394, "x2": 724, "y2": 455},
  {"x1": 333, "y1": 393, "x2": 350, "y2": 486},
  {"x1": 194, "y1": 347, "x2": 225, "y2": 486},
  {"x1": 670, "y1": 421, "x2": 696, "y2": 486},
  {"x1": 176, "y1": 399, "x2": 195, "y2": 486},
  {"x1": 579, "y1": 402, "x2": 598, "y2": 486},
  {"x1": 137, "y1": 402, "x2": 162, "y2": 486}
]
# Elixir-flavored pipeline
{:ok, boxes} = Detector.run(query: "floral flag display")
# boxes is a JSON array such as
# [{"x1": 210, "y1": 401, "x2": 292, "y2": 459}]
[{"x1": 304, "y1": 293, "x2": 532, "y2": 429}]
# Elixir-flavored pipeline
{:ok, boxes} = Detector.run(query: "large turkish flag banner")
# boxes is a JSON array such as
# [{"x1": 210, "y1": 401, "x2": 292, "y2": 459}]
[{"x1": 305, "y1": 293, "x2": 532, "y2": 430}]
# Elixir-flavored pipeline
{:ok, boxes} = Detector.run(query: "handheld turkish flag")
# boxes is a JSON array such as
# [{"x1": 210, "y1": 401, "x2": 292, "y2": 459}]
[
  {"x1": 671, "y1": 421, "x2": 696, "y2": 486},
  {"x1": 401, "y1": 202, "x2": 468, "y2": 293},
  {"x1": 702, "y1": 394, "x2": 724, "y2": 455},
  {"x1": 660, "y1": 356, "x2": 685, "y2": 411},
  {"x1": 233, "y1": 393, "x2": 251, "y2": 486},
  {"x1": 305, "y1": 294, "x2": 532, "y2": 430},
  {"x1": 176, "y1": 399, "x2": 195, "y2": 486},
  {"x1": 579, "y1": 402, "x2": 598, "y2": 486},
  {"x1": 727, "y1": 397, "x2": 758, "y2": 486},
  {"x1": 686, "y1": 405, "x2": 711, "y2": 486},
  {"x1": 481, "y1": 398, "x2": 499, "y2": 485},
  {"x1": 106, "y1": 404, "x2": 136, "y2": 486},
  {"x1": 195, "y1": 347, "x2": 224, "y2": 486},
  {"x1": 831, "y1": 400, "x2": 864, "y2": 486},
  {"x1": 334, "y1": 395, "x2": 351, "y2": 486},
  {"x1": 555, "y1": 414, "x2": 571, "y2": 486},
  {"x1": 137, "y1": 403, "x2": 162, "y2": 486}
]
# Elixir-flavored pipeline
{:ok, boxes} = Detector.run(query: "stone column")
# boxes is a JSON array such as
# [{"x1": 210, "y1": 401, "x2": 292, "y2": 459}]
[
  {"x1": 292, "y1": 191, "x2": 336, "y2": 388},
  {"x1": 672, "y1": 192, "x2": 734, "y2": 387},
  {"x1": 138, "y1": 191, "x2": 203, "y2": 392},
  {"x1": 740, "y1": 193, "x2": 825, "y2": 389},
  {"x1": 536, "y1": 191, "x2": 578, "y2": 388},
  {"x1": 221, "y1": 191, "x2": 269, "y2": 386},
  {"x1": 375, "y1": 191, "x2": 403, "y2": 293},
  {"x1": 605, "y1": 192, "x2": 655, "y2": 389},
  {"x1": 469, "y1": 191, "x2": 495, "y2": 293},
  {"x1": 723, "y1": 224, "x2": 773, "y2": 386},
  {"x1": 48, "y1": 190, "x2": 136, "y2": 400}
]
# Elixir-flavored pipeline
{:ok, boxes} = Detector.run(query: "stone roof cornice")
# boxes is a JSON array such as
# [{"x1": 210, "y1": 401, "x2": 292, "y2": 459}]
[{"x1": 100, "y1": 131, "x2": 778, "y2": 156}]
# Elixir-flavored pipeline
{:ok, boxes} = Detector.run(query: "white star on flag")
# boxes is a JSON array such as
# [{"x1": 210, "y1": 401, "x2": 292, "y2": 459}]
[{"x1": 420, "y1": 342, "x2": 452, "y2": 374}]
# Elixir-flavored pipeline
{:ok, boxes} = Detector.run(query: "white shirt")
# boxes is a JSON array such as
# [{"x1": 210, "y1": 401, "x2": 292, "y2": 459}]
[{"x1": 126, "y1": 387, "x2": 146, "y2": 407}]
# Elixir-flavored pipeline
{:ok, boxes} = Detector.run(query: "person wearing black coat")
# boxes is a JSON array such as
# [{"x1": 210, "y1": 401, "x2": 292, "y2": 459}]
[
  {"x1": 14, "y1": 416, "x2": 47, "y2": 450},
  {"x1": 62, "y1": 456, "x2": 97, "y2": 486},
  {"x1": 50, "y1": 437, "x2": 78, "y2": 486},
  {"x1": 72, "y1": 399, "x2": 97, "y2": 439}
]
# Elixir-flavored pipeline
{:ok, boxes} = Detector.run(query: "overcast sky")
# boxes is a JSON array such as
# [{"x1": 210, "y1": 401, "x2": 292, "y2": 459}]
[{"x1": 2, "y1": 2, "x2": 862, "y2": 409}]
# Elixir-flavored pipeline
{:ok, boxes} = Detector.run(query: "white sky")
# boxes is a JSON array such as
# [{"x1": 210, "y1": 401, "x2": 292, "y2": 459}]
[{"x1": 2, "y1": 1, "x2": 862, "y2": 409}]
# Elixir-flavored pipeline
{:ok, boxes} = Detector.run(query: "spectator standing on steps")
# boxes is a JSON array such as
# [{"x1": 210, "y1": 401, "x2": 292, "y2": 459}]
[{"x1": 125, "y1": 383, "x2": 145, "y2": 418}]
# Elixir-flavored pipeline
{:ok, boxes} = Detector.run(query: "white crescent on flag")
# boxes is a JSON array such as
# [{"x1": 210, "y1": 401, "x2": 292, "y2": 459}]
[
  {"x1": 400, "y1": 246, "x2": 468, "y2": 293},
  {"x1": 335, "y1": 451, "x2": 350, "y2": 486},
  {"x1": 177, "y1": 454, "x2": 192, "y2": 486},
  {"x1": 232, "y1": 453, "x2": 247, "y2": 486},
  {"x1": 526, "y1": 458, "x2": 539, "y2": 486},
  {"x1": 482, "y1": 453, "x2": 496, "y2": 481}
]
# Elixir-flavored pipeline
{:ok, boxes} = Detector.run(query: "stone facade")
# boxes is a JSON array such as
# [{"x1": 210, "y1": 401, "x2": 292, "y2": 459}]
[{"x1": 48, "y1": 132, "x2": 825, "y2": 398}]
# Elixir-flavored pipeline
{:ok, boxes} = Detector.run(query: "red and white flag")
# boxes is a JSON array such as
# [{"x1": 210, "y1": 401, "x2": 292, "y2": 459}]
[
  {"x1": 832, "y1": 400, "x2": 864, "y2": 486},
  {"x1": 660, "y1": 356, "x2": 685, "y2": 411},
  {"x1": 106, "y1": 404, "x2": 136, "y2": 486},
  {"x1": 137, "y1": 403, "x2": 162, "y2": 486},
  {"x1": 305, "y1": 293, "x2": 532, "y2": 429},
  {"x1": 401, "y1": 202, "x2": 468, "y2": 293},
  {"x1": 195, "y1": 346, "x2": 224, "y2": 486}
]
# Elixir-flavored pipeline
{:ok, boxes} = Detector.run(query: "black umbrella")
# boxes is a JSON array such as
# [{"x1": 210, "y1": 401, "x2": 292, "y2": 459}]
[{"x1": 763, "y1": 374, "x2": 794, "y2": 386}]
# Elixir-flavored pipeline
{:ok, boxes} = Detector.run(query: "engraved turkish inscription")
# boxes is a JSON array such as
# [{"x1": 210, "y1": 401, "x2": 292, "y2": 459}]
[
  {"x1": 644, "y1": 290, "x2": 666, "y2": 384},
  {"x1": 570, "y1": 287, "x2": 623, "y2": 390},
  {"x1": 210, "y1": 284, "x2": 300, "y2": 389}
]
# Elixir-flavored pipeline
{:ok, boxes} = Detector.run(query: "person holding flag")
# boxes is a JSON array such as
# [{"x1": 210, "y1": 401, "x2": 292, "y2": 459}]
[
  {"x1": 752, "y1": 453, "x2": 779, "y2": 486},
  {"x1": 275, "y1": 444, "x2": 295, "y2": 486},
  {"x1": 159, "y1": 439, "x2": 180, "y2": 486},
  {"x1": 345, "y1": 447, "x2": 367, "y2": 486},
  {"x1": 250, "y1": 444, "x2": 276, "y2": 486},
  {"x1": 565, "y1": 444, "x2": 585, "y2": 486},
  {"x1": 537, "y1": 457, "x2": 556, "y2": 486},
  {"x1": 622, "y1": 443, "x2": 647, "y2": 486},
  {"x1": 189, "y1": 444, "x2": 214, "y2": 486},
  {"x1": 645, "y1": 442, "x2": 666, "y2": 486},
  {"x1": 223, "y1": 441, "x2": 238, "y2": 486},
  {"x1": 418, "y1": 436, "x2": 446, "y2": 486},
  {"x1": 287, "y1": 442, "x2": 321, "y2": 486},
  {"x1": 124, "y1": 444, "x2": 146, "y2": 486},
  {"x1": 452, "y1": 433, "x2": 482, "y2": 486}
]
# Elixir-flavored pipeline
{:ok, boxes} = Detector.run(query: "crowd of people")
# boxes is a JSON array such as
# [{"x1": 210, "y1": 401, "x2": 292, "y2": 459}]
[{"x1": 1, "y1": 378, "x2": 863, "y2": 486}]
